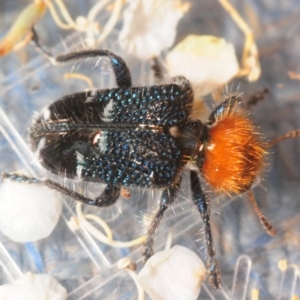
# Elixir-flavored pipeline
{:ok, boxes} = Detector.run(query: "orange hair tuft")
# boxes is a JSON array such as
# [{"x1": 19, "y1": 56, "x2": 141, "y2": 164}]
[{"x1": 202, "y1": 111, "x2": 266, "y2": 194}]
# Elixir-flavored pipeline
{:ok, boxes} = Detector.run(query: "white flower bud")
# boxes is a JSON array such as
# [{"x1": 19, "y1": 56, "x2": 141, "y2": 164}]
[
  {"x1": 138, "y1": 245, "x2": 206, "y2": 300},
  {"x1": 0, "y1": 180, "x2": 62, "y2": 242},
  {"x1": 119, "y1": 0, "x2": 186, "y2": 60},
  {"x1": 0, "y1": 272, "x2": 67, "y2": 300},
  {"x1": 166, "y1": 35, "x2": 240, "y2": 97}
]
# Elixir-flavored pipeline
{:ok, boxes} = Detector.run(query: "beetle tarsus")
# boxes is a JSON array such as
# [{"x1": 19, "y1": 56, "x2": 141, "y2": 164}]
[
  {"x1": 2, "y1": 172, "x2": 40, "y2": 184},
  {"x1": 208, "y1": 258, "x2": 221, "y2": 289},
  {"x1": 142, "y1": 237, "x2": 154, "y2": 262},
  {"x1": 30, "y1": 27, "x2": 54, "y2": 62}
]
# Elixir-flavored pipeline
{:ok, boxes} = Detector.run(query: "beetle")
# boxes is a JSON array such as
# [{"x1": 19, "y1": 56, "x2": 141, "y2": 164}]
[{"x1": 3, "y1": 49, "x2": 300, "y2": 289}]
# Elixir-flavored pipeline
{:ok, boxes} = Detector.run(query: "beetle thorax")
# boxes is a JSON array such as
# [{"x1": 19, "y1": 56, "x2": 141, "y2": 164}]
[{"x1": 201, "y1": 112, "x2": 266, "y2": 194}]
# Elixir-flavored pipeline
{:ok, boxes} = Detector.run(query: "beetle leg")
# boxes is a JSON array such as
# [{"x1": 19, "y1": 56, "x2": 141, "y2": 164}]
[
  {"x1": 207, "y1": 94, "x2": 241, "y2": 125},
  {"x1": 242, "y1": 88, "x2": 269, "y2": 110},
  {"x1": 208, "y1": 89, "x2": 268, "y2": 124},
  {"x1": 2, "y1": 172, "x2": 120, "y2": 207},
  {"x1": 55, "y1": 49, "x2": 132, "y2": 88},
  {"x1": 190, "y1": 170, "x2": 221, "y2": 289},
  {"x1": 151, "y1": 57, "x2": 166, "y2": 83},
  {"x1": 143, "y1": 180, "x2": 181, "y2": 261},
  {"x1": 2, "y1": 172, "x2": 40, "y2": 184},
  {"x1": 30, "y1": 27, "x2": 53, "y2": 60},
  {"x1": 43, "y1": 180, "x2": 121, "y2": 207},
  {"x1": 170, "y1": 75, "x2": 193, "y2": 92},
  {"x1": 94, "y1": 184, "x2": 120, "y2": 206}
]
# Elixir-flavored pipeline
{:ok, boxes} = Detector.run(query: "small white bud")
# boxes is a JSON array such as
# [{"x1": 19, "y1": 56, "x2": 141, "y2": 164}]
[
  {"x1": 0, "y1": 180, "x2": 62, "y2": 242},
  {"x1": 0, "y1": 272, "x2": 67, "y2": 300},
  {"x1": 119, "y1": 0, "x2": 186, "y2": 60},
  {"x1": 138, "y1": 245, "x2": 206, "y2": 300},
  {"x1": 166, "y1": 35, "x2": 240, "y2": 97}
]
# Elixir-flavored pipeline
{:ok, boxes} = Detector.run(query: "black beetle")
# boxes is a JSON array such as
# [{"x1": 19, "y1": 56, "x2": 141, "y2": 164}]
[{"x1": 5, "y1": 49, "x2": 290, "y2": 289}]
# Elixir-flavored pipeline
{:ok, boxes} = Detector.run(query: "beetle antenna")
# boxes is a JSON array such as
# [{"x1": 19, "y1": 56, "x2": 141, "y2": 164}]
[
  {"x1": 267, "y1": 129, "x2": 300, "y2": 148},
  {"x1": 247, "y1": 190, "x2": 277, "y2": 236}
]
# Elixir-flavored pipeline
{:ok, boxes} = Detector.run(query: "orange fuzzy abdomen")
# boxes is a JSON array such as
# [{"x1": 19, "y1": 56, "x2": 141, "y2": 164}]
[{"x1": 202, "y1": 113, "x2": 265, "y2": 194}]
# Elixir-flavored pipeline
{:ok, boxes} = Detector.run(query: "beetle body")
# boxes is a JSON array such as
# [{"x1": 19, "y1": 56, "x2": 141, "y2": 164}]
[{"x1": 5, "y1": 50, "x2": 272, "y2": 289}]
